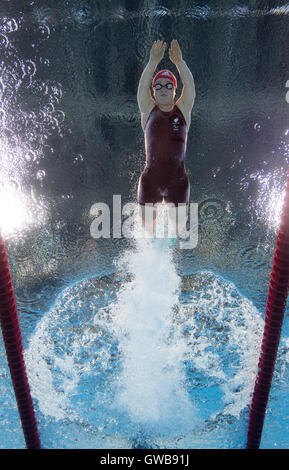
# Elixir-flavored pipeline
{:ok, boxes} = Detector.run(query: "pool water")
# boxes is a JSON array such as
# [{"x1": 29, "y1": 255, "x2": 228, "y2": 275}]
[{"x1": 23, "y1": 240, "x2": 265, "y2": 449}]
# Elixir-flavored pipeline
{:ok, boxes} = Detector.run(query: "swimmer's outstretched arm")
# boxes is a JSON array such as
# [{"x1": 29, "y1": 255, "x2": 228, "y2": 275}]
[
  {"x1": 169, "y1": 39, "x2": 195, "y2": 109},
  {"x1": 137, "y1": 40, "x2": 166, "y2": 112}
]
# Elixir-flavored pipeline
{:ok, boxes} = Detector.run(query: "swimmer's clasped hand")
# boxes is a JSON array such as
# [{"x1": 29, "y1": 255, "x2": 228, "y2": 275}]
[
  {"x1": 150, "y1": 39, "x2": 183, "y2": 66},
  {"x1": 169, "y1": 39, "x2": 183, "y2": 66},
  {"x1": 150, "y1": 40, "x2": 167, "y2": 63}
]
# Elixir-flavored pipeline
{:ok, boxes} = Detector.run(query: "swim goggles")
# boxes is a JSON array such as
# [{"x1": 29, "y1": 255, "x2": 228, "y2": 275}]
[{"x1": 153, "y1": 83, "x2": 174, "y2": 90}]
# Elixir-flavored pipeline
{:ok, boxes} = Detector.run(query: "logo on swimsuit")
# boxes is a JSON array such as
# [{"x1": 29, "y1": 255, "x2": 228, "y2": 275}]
[
  {"x1": 172, "y1": 116, "x2": 180, "y2": 131},
  {"x1": 89, "y1": 195, "x2": 198, "y2": 249}
]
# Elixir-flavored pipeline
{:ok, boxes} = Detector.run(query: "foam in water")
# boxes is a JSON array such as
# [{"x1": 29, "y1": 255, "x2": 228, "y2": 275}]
[
  {"x1": 25, "y1": 310, "x2": 80, "y2": 422},
  {"x1": 176, "y1": 272, "x2": 265, "y2": 420},
  {"x1": 24, "y1": 207, "x2": 281, "y2": 448},
  {"x1": 110, "y1": 212, "x2": 198, "y2": 434}
]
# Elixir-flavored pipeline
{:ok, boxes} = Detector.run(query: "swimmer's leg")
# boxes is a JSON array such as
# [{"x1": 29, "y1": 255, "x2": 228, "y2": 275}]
[
  {"x1": 137, "y1": 169, "x2": 163, "y2": 237},
  {"x1": 165, "y1": 173, "x2": 190, "y2": 237},
  {"x1": 166, "y1": 203, "x2": 189, "y2": 237},
  {"x1": 138, "y1": 203, "x2": 157, "y2": 237}
]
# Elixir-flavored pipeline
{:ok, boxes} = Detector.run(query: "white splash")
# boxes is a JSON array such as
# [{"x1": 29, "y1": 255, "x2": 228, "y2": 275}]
[{"x1": 111, "y1": 224, "x2": 198, "y2": 433}]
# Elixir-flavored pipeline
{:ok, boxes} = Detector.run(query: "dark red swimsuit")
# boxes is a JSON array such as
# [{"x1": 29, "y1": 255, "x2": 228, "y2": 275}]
[{"x1": 137, "y1": 104, "x2": 190, "y2": 206}]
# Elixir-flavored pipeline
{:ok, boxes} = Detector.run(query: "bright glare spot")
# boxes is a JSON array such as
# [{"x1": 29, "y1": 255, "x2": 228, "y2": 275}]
[
  {"x1": 252, "y1": 170, "x2": 286, "y2": 230},
  {"x1": 0, "y1": 187, "x2": 44, "y2": 236},
  {"x1": 265, "y1": 187, "x2": 285, "y2": 229}
]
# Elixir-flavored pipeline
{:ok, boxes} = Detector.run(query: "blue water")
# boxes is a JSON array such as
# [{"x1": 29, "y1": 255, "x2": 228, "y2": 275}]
[
  {"x1": 2, "y1": 214, "x2": 289, "y2": 449},
  {"x1": 1, "y1": 0, "x2": 289, "y2": 449}
]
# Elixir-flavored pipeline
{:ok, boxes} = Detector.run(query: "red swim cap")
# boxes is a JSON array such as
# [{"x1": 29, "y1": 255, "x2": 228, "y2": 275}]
[{"x1": 152, "y1": 69, "x2": 177, "y2": 89}]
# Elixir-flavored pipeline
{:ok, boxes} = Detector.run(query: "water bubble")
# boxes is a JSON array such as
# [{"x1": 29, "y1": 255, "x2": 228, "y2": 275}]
[
  {"x1": 73, "y1": 2, "x2": 101, "y2": 26},
  {"x1": 36, "y1": 169, "x2": 46, "y2": 181},
  {"x1": 9, "y1": 179, "x2": 20, "y2": 191},
  {"x1": 52, "y1": 110, "x2": 65, "y2": 124},
  {"x1": 42, "y1": 103, "x2": 55, "y2": 113},
  {"x1": 238, "y1": 245, "x2": 267, "y2": 270},
  {"x1": 73, "y1": 154, "x2": 84, "y2": 164},
  {"x1": 198, "y1": 198, "x2": 226, "y2": 222},
  {"x1": 38, "y1": 24, "x2": 50, "y2": 40},
  {"x1": 47, "y1": 81, "x2": 62, "y2": 104},
  {"x1": 1, "y1": 66, "x2": 20, "y2": 88},
  {"x1": 39, "y1": 57, "x2": 50, "y2": 66},
  {"x1": 24, "y1": 150, "x2": 37, "y2": 162},
  {"x1": 254, "y1": 122, "x2": 261, "y2": 131},
  {"x1": 0, "y1": 17, "x2": 18, "y2": 34},
  {"x1": 10, "y1": 111, "x2": 26, "y2": 133},
  {"x1": 212, "y1": 167, "x2": 221, "y2": 178},
  {"x1": 0, "y1": 33, "x2": 8, "y2": 49},
  {"x1": 23, "y1": 60, "x2": 36, "y2": 77}
]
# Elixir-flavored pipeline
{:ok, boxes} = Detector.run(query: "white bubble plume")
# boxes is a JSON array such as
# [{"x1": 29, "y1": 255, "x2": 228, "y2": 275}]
[{"x1": 110, "y1": 207, "x2": 198, "y2": 434}]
